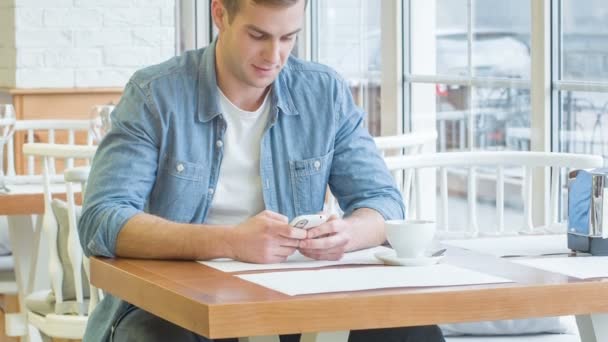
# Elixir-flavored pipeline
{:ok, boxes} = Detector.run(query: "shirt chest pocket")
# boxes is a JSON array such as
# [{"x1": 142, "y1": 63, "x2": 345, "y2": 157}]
[
  {"x1": 289, "y1": 150, "x2": 334, "y2": 216},
  {"x1": 152, "y1": 156, "x2": 209, "y2": 223}
]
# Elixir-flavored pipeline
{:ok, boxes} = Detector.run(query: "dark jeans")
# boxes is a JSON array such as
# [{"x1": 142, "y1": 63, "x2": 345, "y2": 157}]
[{"x1": 112, "y1": 308, "x2": 445, "y2": 342}]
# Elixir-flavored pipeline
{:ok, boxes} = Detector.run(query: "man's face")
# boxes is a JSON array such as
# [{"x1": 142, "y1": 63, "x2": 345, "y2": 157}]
[{"x1": 215, "y1": 0, "x2": 304, "y2": 90}]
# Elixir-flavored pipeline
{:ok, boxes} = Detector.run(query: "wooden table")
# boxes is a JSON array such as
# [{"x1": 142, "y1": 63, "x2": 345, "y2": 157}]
[
  {"x1": 91, "y1": 249, "x2": 608, "y2": 341},
  {"x1": 0, "y1": 184, "x2": 80, "y2": 215}
]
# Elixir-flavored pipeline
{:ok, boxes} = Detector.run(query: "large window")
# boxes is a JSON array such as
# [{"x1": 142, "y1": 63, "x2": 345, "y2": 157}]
[{"x1": 187, "y1": 0, "x2": 607, "y2": 228}]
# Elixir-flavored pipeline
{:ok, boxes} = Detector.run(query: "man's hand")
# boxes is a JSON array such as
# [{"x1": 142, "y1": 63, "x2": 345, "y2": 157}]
[
  {"x1": 298, "y1": 214, "x2": 352, "y2": 261},
  {"x1": 228, "y1": 210, "x2": 307, "y2": 264}
]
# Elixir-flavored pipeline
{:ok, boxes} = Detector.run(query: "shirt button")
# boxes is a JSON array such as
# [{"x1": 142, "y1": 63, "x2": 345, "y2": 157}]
[
  {"x1": 216, "y1": 140, "x2": 223, "y2": 148},
  {"x1": 208, "y1": 188, "x2": 215, "y2": 195},
  {"x1": 176, "y1": 163, "x2": 184, "y2": 172},
  {"x1": 314, "y1": 160, "x2": 321, "y2": 170}
]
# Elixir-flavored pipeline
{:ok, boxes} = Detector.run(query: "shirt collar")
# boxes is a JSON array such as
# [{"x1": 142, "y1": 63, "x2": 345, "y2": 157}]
[{"x1": 197, "y1": 40, "x2": 299, "y2": 123}]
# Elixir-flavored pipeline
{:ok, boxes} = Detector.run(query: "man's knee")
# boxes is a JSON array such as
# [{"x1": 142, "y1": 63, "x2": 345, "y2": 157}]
[{"x1": 348, "y1": 325, "x2": 445, "y2": 342}]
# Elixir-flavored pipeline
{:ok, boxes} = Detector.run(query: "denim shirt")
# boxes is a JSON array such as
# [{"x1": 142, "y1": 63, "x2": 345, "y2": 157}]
[{"x1": 79, "y1": 40, "x2": 405, "y2": 341}]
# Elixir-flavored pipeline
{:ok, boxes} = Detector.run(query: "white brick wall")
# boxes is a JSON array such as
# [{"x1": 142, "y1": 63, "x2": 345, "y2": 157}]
[{"x1": 0, "y1": 0, "x2": 175, "y2": 88}]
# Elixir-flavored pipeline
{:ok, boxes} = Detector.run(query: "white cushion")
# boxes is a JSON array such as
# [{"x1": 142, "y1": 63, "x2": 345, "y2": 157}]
[
  {"x1": 441, "y1": 316, "x2": 578, "y2": 337},
  {"x1": 25, "y1": 289, "x2": 89, "y2": 317},
  {"x1": 48, "y1": 199, "x2": 90, "y2": 315},
  {"x1": 25, "y1": 290, "x2": 55, "y2": 316}
]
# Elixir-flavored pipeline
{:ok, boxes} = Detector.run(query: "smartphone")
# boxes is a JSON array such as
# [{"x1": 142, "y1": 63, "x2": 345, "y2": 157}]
[{"x1": 289, "y1": 214, "x2": 329, "y2": 230}]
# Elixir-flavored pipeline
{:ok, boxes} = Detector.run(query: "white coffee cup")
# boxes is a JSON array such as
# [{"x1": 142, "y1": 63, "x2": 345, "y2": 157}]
[{"x1": 385, "y1": 220, "x2": 436, "y2": 258}]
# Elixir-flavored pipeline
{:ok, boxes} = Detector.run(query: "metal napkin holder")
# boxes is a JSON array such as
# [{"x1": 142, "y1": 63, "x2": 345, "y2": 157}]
[{"x1": 568, "y1": 168, "x2": 608, "y2": 255}]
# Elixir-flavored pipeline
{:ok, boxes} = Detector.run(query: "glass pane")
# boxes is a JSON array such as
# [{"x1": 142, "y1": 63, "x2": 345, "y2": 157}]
[
  {"x1": 419, "y1": 83, "x2": 531, "y2": 152},
  {"x1": 436, "y1": 84, "x2": 470, "y2": 152},
  {"x1": 472, "y1": 0, "x2": 531, "y2": 79},
  {"x1": 473, "y1": 87, "x2": 531, "y2": 150},
  {"x1": 411, "y1": 0, "x2": 468, "y2": 76},
  {"x1": 411, "y1": 83, "x2": 469, "y2": 152},
  {"x1": 315, "y1": 0, "x2": 382, "y2": 136},
  {"x1": 562, "y1": 0, "x2": 608, "y2": 82},
  {"x1": 558, "y1": 91, "x2": 608, "y2": 161},
  {"x1": 411, "y1": 0, "x2": 530, "y2": 79}
]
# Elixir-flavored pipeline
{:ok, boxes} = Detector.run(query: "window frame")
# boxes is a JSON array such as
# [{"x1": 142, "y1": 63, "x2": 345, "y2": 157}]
[{"x1": 177, "y1": 0, "x2": 212, "y2": 54}]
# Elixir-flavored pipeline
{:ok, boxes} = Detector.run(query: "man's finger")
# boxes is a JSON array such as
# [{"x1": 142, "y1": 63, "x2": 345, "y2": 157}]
[
  {"x1": 277, "y1": 236, "x2": 301, "y2": 248},
  {"x1": 299, "y1": 233, "x2": 347, "y2": 250},
  {"x1": 273, "y1": 246, "x2": 298, "y2": 258},
  {"x1": 273, "y1": 224, "x2": 307, "y2": 240},
  {"x1": 307, "y1": 218, "x2": 341, "y2": 239}
]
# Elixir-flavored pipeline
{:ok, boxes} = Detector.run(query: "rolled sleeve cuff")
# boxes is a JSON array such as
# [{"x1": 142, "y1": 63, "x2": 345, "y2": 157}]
[
  {"x1": 344, "y1": 197, "x2": 406, "y2": 221},
  {"x1": 86, "y1": 206, "x2": 141, "y2": 258}
]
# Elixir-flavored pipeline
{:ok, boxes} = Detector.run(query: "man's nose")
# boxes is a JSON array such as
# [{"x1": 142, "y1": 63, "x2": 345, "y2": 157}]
[{"x1": 262, "y1": 40, "x2": 281, "y2": 64}]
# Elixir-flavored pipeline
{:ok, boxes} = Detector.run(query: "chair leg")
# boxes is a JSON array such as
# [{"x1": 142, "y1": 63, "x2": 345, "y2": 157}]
[{"x1": 0, "y1": 294, "x2": 19, "y2": 342}]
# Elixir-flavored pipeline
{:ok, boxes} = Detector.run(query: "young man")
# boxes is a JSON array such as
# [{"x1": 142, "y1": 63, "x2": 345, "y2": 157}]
[{"x1": 79, "y1": 0, "x2": 445, "y2": 341}]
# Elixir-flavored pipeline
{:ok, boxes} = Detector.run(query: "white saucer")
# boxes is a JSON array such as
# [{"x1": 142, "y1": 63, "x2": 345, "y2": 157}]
[{"x1": 374, "y1": 250, "x2": 444, "y2": 266}]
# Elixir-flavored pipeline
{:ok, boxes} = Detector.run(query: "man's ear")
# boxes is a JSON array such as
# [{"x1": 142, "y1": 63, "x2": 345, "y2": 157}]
[{"x1": 211, "y1": 0, "x2": 226, "y2": 31}]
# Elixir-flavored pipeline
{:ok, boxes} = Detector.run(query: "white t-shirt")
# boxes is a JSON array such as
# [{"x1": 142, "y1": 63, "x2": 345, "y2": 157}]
[{"x1": 204, "y1": 89, "x2": 271, "y2": 225}]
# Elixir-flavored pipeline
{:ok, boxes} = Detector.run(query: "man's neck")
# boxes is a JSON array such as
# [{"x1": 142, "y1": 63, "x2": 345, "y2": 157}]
[
  {"x1": 215, "y1": 43, "x2": 270, "y2": 112},
  {"x1": 219, "y1": 84, "x2": 269, "y2": 112}
]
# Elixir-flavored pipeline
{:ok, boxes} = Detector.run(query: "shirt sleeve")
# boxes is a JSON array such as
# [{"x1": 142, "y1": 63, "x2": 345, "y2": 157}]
[
  {"x1": 329, "y1": 78, "x2": 406, "y2": 221},
  {"x1": 78, "y1": 79, "x2": 163, "y2": 257}
]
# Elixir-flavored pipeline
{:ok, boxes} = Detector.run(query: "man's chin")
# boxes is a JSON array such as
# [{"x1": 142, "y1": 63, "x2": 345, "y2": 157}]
[{"x1": 247, "y1": 77, "x2": 276, "y2": 89}]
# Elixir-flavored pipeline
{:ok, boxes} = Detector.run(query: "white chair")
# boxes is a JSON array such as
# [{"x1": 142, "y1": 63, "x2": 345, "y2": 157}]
[
  {"x1": 374, "y1": 131, "x2": 438, "y2": 156},
  {"x1": 374, "y1": 131, "x2": 437, "y2": 218},
  {"x1": 325, "y1": 130, "x2": 437, "y2": 215},
  {"x1": 0, "y1": 120, "x2": 94, "y2": 339},
  {"x1": 4, "y1": 119, "x2": 94, "y2": 181},
  {"x1": 22, "y1": 143, "x2": 98, "y2": 341},
  {"x1": 384, "y1": 151, "x2": 603, "y2": 237}
]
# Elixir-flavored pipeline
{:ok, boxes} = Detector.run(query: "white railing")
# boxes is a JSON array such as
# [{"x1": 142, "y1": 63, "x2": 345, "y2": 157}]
[{"x1": 385, "y1": 151, "x2": 604, "y2": 237}]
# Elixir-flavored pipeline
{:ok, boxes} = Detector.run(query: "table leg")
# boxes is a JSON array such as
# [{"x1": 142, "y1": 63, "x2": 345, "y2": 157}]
[
  {"x1": 7, "y1": 214, "x2": 48, "y2": 342},
  {"x1": 577, "y1": 313, "x2": 608, "y2": 342}
]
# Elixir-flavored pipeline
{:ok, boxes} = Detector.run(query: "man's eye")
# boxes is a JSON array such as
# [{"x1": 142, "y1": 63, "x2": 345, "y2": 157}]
[
  {"x1": 249, "y1": 33, "x2": 264, "y2": 40},
  {"x1": 282, "y1": 35, "x2": 295, "y2": 42}
]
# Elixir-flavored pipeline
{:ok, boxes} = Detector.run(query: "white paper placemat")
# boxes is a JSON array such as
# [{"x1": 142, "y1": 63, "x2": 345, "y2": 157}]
[
  {"x1": 441, "y1": 235, "x2": 570, "y2": 257},
  {"x1": 237, "y1": 264, "x2": 513, "y2": 296},
  {"x1": 513, "y1": 256, "x2": 608, "y2": 279},
  {"x1": 199, "y1": 246, "x2": 390, "y2": 273}
]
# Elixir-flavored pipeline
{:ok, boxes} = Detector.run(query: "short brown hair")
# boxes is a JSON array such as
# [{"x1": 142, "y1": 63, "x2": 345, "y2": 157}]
[{"x1": 222, "y1": 0, "x2": 307, "y2": 22}]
